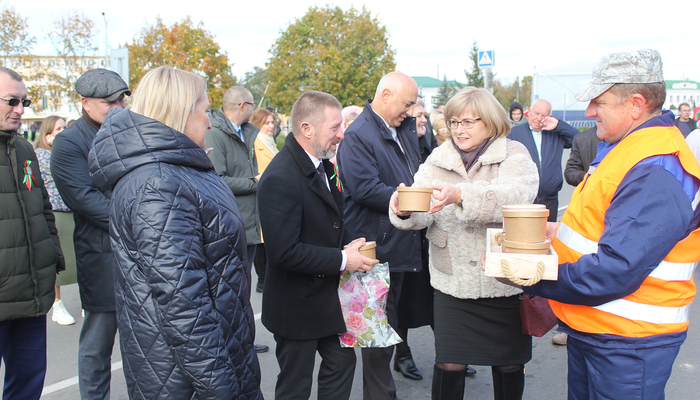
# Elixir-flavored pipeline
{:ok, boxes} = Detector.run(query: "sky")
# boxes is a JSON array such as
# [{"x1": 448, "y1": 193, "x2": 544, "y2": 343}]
[{"x1": 11, "y1": 0, "x2": 699, "y2": 86}]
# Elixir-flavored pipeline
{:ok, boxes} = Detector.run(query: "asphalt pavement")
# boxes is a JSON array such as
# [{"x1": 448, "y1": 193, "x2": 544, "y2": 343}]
[{"x1": 2, "y1": 149, "x2": 699, "y2": 399}]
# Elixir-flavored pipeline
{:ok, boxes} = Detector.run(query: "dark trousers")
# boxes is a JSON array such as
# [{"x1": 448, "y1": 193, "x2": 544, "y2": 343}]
[
  {"x1": 361, "y1": 271, "x2": 404, "y2": 400},
  {"x1": 274, "y1": 334, "x2": 356, "y2": 400},
  {"x1": 254, "y1": 243, "x2": 267, "y2": 283},
  {"x1": 0, "y1": 315, "x2": 47, "y2": 400},
  {"x1": 79, "y1": 311, "x2": 118, "y2": 400},
  {"x1": 567, "y1": 335, "x2": 680, "y2": 400},
  {"x1": 537, "y1": 197, "x2": 559, "y2": 222}
]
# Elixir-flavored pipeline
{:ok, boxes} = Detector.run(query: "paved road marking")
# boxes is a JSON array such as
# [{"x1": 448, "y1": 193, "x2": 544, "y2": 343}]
[{"x1": 42, "y1": 312, "x2": 264, "y2": 394}]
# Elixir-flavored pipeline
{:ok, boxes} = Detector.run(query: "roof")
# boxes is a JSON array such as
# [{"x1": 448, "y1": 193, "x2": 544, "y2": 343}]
[
  {"x1": 666, "y1": 80, "x2": 699, "y2": 90},
  {"x1": 412, "y1": 76, "x2": 465, "y2": 88}
]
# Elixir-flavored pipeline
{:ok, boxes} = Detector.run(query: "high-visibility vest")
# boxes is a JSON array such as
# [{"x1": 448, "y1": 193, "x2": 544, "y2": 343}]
[{"x1": 550, "y1": 125, "x2": 700, "y2": 338}]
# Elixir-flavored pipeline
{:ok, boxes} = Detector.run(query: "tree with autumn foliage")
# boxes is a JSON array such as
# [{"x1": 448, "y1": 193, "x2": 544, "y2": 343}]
[
  {"x1": 266, "y1": 5, "x2": 396, "y2": 113},
  {"x1": 0, "y1": 3, "x2": 36, "y2": 65},
  {"x1": 127, "y1": 16, "x2": 235, "y2": 108}
]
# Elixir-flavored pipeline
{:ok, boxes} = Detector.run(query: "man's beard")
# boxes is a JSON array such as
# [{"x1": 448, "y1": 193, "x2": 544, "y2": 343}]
[{"x1": 312, "y1": 135, "x2": 336, "y2": 159}]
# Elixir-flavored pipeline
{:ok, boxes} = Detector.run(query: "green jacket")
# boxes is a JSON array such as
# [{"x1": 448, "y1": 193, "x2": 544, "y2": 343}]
[
  {"x1": 0, "y1": 131, "x2": 64, "y2": 321},
  {"x1": 206, "y1": 108, "x2": 261, "y2": 245}
]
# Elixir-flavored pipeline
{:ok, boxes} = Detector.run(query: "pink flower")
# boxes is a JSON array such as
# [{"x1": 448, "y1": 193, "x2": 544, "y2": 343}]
[
  {"x1": 368, "y1": 280, "x2": 388, "y2": 300},
  {"x1": 341, "y1": 279, "x2": 362, "y2": 294},
  {"x1": 340, "y1": 332, "x2": 356, "y2": 346},
  {"x1": 345, "y1": 312, "x2": 368, "y2": 334},
  {"x1": 347, "y1": 298, "x2": 365, "y2": 313},
  {"x1": 375, "y1": 306, "x2": 385, "y2": 318}
]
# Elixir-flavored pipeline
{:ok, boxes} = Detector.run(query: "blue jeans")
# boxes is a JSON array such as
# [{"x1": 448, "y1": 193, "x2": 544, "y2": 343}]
[
  {"x1": 0, "y1": 315, "x2": 47, "y2": 400},
  {"x1": 79, "y1": 311, "x2": 118, "y2": 400}
]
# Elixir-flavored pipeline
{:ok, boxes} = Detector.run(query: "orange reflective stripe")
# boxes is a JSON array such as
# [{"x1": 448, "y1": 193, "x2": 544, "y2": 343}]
[{"x1": 623, "y1": 277, "x2": 696, "y2": 307}]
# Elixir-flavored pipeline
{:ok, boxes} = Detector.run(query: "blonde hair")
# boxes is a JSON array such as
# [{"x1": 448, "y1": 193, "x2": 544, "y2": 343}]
[
  {"x1": 130, "y1": 66, "x2": 207, "y2": 133},
  {"x1": 35, "y1": 116, "x2": 64, "y2": 151},
  {"x1": 444, "y1": 87, "x2": 511, "y2": 139}
]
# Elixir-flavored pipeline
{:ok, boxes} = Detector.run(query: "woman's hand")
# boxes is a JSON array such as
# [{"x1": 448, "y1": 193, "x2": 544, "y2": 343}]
[
  {"x1": 546, "y1": 222, "x2": 560, "y2": 241},
  {"x1": 390, "y1": 183, "x2": 413, "y2": 217},
  {"x1": 429, "y1": 184, "x2": 462, "y2": 214}
]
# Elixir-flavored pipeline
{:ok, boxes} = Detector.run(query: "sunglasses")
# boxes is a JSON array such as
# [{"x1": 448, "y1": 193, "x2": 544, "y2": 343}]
[{"x1": 0, "y1": 97, "x2": 31, "y2": 107}]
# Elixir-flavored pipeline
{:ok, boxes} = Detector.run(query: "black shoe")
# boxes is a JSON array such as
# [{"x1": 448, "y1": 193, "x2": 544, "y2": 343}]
[
  {"x1": 465, "y1": 365, "x2": 477, "y2": 376},
  {"x1": 254, "y1": 344, "x2": 269, "y2": 353},
  {"x1": 255, "y1": 281, "x2": 264, "y2": 293},
  {"x1": 394, "y1": 347, "x2": 422, "y2": 380}
]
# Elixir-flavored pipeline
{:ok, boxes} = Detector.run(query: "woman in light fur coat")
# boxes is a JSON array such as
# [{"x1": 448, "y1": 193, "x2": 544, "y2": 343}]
[{"x1": 389, "y1": 87, "x2": 539, "y2": 400}]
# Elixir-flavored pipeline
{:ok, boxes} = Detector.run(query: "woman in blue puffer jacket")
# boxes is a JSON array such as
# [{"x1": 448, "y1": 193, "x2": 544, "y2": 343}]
[{"x1": 88, "y1": 66, "x2": 262, "y2": 400}]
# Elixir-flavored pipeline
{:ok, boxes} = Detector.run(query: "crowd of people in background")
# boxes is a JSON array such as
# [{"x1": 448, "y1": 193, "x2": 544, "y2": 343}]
[{"x1": 1, "y1": 47, "x2": 700, "y2": 400}]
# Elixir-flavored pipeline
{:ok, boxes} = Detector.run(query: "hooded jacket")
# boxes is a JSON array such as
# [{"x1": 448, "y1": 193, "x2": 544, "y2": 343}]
[
  {"x1": 88, "y1": 108, "x2": 262, "y2": 400},
  {"x1": 0, "y1": 131, "x2": 63, "y2": 320},
  {"x1": 205, "y1": 109, "x2": 261, "y2": 245}
]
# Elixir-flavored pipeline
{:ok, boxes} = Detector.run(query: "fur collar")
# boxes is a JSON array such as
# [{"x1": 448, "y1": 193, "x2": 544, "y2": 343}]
[{"x1": 428, "y1": 137, "x2": 509, "y2": 177}]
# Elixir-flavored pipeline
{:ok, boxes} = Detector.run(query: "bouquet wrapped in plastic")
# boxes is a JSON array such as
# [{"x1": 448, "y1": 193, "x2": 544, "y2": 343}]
[{"x1": 337, "y1": 262, "x2": 402, "y2": 348}]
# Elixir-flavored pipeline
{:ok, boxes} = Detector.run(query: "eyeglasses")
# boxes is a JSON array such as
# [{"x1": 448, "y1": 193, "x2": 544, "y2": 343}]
[
  {"x1": 447, "y1": 118, "x2": 482, "y2": 130},
  {"x1": 0, "y1": 97, "x2": 31, "y2": 107},
  {"x1": 240, "y1": 101, "x2": 254, "y2": 107}
]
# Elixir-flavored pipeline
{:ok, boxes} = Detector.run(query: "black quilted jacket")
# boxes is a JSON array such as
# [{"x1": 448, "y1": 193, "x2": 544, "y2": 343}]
[{"x1": 88, "y1": 108, "x2": 262, "y2": 400}]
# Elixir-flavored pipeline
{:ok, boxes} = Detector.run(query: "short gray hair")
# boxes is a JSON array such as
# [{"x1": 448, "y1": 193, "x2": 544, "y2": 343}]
[
  {"x1": 0, "y1": 67, "x2": 23, "y2": 82},
  {"x1": 608, "y1": 82, "x2": 666, "y2": 112}
]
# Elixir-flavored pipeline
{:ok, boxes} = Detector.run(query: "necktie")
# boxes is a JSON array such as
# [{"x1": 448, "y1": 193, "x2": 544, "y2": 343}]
[
  {"x1": 238, "y1": 127, "x2": 245, "y2": 144},
  {"x1": 317, "y1": 163, "x2": 330, "y2": 190}
]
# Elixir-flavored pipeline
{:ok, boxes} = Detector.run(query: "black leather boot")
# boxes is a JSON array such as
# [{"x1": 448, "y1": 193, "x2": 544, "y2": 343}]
[
  {"x1": 431, "y1": 364, "x2": 466, "y2": 400},
  {"x1": 394, "y1": 346, "x2": 422, "y2": 380},
  {"x1": 492, "y1": 365, "x2": 525, "y2": 400}
]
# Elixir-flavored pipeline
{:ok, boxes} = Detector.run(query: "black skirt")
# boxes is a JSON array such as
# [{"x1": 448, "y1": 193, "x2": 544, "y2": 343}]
[{"x1": 433, "y1": 291, "x2": 532, "y2": 366}]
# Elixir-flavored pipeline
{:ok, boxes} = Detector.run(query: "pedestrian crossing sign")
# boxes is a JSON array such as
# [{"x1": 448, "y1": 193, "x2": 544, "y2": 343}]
[{"x1": 478, "y1": 51, "x2": 494, "y2": 67}]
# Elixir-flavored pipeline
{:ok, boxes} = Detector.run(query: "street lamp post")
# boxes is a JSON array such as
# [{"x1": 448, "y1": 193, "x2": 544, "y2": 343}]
[{"x1": 102, "y1": 12, "x2": 108, "y2": 68}]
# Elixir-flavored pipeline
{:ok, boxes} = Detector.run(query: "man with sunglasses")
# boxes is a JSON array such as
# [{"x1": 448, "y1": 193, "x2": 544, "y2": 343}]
[
  {"x1": 205, "y1": 86, "x2": 269, "y2": 353},
  {"x1": 508, "y1": 99, "x2": 578, "y2": 222},
  {"x1": 51, "y1": 68, "x2": 130, "y2": 399},
  {"x1": 0, "y1": 66, "x2": 64, "y2": 399}
]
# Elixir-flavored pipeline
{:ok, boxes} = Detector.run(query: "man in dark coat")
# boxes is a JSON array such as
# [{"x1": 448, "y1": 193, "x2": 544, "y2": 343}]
[
  {"x1": 564, "y1": 125, "x2": 603, "y2": 187},
  {"x1": 258, "y1": 91, "x2": 376, "y2": 399},
  {"x1": 51, "y1": 68, "x2": 130, "y2": 399},
  {"x1": 336, "y1": 71, "x2": 423, "y2": 400},
  {"x1": 508, "y1": 99, "x2": 579, "y2": 221},
  {"x1": 205, "y1": 86, "x2": 268, "y2": 353},
  {"x1": 0, "y1": 67, "x2": 64, "y2": 400}
]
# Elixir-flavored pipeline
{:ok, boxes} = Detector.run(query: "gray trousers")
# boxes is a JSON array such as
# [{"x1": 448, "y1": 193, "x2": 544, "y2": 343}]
[{"x1": 79, "y1": 311, "x2": 118, "y2": 400}]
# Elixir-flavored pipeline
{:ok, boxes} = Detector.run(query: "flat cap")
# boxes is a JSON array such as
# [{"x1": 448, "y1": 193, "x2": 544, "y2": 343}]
[
  {"x1": 75, "y1": 68, "x2": 131, "y2": 101},
  {"x1": 575, "y1": 49, "x2": 664, "y2": 102}
]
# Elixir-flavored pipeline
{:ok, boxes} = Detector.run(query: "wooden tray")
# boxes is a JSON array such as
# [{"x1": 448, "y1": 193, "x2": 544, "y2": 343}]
[{"x1": 483, "y1": 228, "x2": 558, "y2": 281}]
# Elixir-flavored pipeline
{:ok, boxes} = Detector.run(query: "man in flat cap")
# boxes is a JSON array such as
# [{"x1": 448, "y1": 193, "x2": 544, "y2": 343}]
[
  {"x1": 51, "y1": 68, "x2": 130, "y2": 399},
  {"x1": 510, "y1": 49, "x2": 700, "y2": 398}
]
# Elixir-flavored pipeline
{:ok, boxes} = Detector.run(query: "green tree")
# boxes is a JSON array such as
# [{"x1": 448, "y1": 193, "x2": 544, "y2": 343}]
[
  {"x1": 240, "y1": 66, "x2": 270, "y2": 109},
  {"x1": 0, "y1": 3, "x2": 36, "y2": 65},
  {"x1": 432, "y1": 75, "x2": 460, "y2": 108},
  {"x1": 127, "y1": 16, "x2": 236, "y2": 108},
  {"x1": 464, "y1": 40, "x2": 483, "y2": 88},
  {"x1": 266, "y1": 5, "x2": 396, "y2": 113},
  {"x1": 44, "y1": 10, "x2": 100, "y2": 111},
  {"x1": 493, "y1": 76, "x2": 533, "y2": 112}
]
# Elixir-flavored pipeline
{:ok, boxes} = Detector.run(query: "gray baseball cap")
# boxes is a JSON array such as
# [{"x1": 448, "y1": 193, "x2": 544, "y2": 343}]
[
  {"x1": 575, "y1": 49, "x2": 664, "y2": 102},
  {"x1": 75, "y1": 68, "x2": 131, "y2": 101}
]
